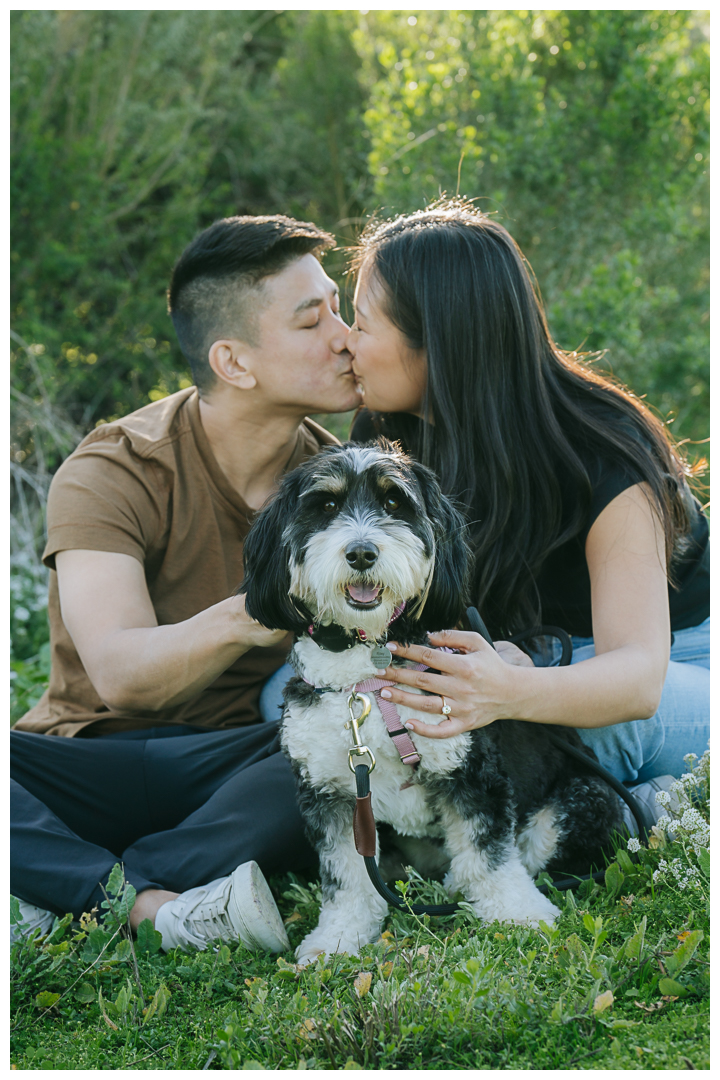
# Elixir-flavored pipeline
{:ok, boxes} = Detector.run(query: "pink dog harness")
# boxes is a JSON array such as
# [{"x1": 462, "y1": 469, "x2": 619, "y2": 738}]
[
  {"x1": 302, "y1": 645, "x2": 455, "y2": 773},
  {"x1": 349, "y1": 673, "x2": 421, "y2": 767}
]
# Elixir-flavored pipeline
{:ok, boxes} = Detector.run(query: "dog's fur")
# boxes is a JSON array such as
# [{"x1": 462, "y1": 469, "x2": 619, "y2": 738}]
[{"x1": 241, "y1": 440, "x2": 623, "y2": 964}]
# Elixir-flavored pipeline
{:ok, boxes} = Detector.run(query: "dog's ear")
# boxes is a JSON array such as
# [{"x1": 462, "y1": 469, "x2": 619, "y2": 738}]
[
  {"x1": 406, "y1": 461, "x2": 471, "y2": 635},
  {"x1": 238, "y1": 470, "x2": 311, "y2": 634}
]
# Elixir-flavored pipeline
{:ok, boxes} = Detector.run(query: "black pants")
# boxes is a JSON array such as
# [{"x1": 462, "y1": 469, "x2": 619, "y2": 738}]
[{"x1": 10, "y1": 724, "x2": 316, "y2": 918}]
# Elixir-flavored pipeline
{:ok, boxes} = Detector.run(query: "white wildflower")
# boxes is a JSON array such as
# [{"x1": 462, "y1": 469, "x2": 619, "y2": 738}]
[{"x1": 626, "y1": 837, "x2": 641, "y2": 853}]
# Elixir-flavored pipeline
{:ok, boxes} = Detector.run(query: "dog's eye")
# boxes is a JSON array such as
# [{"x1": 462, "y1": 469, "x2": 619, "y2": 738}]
[
  {"x1": 322, "y1": 499, "x2": 338, "y2": 514},
  {"x1": 383, "y1": 494, "x2": 400, "y2": 513}
]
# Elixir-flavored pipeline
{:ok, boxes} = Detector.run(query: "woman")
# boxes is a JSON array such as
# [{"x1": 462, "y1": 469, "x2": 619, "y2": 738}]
[{"x1": 344, "y1": 199, "x2": 709, "y2": 798}]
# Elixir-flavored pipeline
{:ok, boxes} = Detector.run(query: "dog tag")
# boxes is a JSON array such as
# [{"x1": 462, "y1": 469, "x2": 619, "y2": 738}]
[{"x1": 370, "y1": 644, "x2": 392, "y2": 669}]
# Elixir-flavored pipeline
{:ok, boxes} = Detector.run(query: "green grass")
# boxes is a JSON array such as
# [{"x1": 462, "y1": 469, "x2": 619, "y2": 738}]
[{"x1": 10, "y1": 821, "x2": 709, "y2": 1070}]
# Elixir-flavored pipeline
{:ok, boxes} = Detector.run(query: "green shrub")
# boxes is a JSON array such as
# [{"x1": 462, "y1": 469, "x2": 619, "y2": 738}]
[{"x1": 355, "y1": 9, "x2": 709, "y2": 449}]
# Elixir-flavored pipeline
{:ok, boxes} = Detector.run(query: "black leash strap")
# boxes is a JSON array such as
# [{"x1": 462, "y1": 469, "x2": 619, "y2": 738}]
[
  {"x1": 356, "y1": 762, "x2": 461, "y2": 916},
  {"x1": 355, "y1": 606, "x2": 653, "y2": 915}
]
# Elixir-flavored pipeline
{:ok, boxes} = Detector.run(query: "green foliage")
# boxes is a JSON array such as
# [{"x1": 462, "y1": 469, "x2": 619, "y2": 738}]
[
  {"x1": 355, "y1": 9, "x2": 709, "y2": 450},
  {"x1": 136, "y1": 920, "x2": 163, "y2": 957},
  {"x1": 10, "y1": 643, "x2": 50, "y2": 725},
  {"x1": 100, "y1": 865, "x2": 137, "y2": 931},
  {"x1": 11, "y1": 10, "x2": 368, "y2": 441}
]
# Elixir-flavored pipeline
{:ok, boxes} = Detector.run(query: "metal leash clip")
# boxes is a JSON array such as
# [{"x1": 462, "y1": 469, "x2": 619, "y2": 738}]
[{"x1": 345, "y1": 691, "x2": 375, "y2": 774}]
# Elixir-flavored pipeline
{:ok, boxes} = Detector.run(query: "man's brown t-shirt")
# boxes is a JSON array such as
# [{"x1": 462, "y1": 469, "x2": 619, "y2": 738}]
[{"x1": 14, "y1": 387, "x2": 338, "y2": 738}]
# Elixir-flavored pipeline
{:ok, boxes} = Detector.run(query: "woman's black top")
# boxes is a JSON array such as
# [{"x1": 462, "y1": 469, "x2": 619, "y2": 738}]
[{"x1": 350, "y1": 409, "x2": 709, "y2": 638}]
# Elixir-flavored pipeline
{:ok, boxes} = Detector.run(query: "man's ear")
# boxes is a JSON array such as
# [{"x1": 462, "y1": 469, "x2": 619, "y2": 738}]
[
  {"x1": 238, "y1": 470, "x2": 311, "y2": 635},
  {"x1": 208, "y1": 339, "x2": 257, "y2": 391}
]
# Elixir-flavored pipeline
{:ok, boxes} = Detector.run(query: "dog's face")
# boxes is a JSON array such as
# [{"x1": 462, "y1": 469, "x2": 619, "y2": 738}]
[{"x1": 241, "y1": 439, "x2": 470, "y2": 640}]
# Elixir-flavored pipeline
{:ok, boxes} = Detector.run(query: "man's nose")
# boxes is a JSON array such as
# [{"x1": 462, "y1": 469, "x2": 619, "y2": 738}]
[
  {"x1": 329, "y1": 315, "x2": 352, "y2": 354},
  {"x1": 345, "y1": 542, "x2": 379, "y2": 571},
  {"x1": 343, "y1": 324, "x2": 357, "y2": 356}
]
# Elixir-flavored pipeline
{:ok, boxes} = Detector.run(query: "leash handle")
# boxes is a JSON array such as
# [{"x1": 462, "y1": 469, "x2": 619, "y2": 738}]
[
  {"x1": 464, "y1": 605, "x2": 494, "y2": 645},
  {"x1": 465, "y1": 606, "x2": 573, "y2": 668}
]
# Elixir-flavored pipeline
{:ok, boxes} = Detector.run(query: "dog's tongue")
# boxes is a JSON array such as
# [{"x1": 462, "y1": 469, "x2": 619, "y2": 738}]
[{"x1": 347, "y1": 583, "x2": 381, "y2": 604}]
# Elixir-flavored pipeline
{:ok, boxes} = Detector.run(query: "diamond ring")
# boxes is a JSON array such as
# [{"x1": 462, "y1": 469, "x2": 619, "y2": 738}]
[{"x1": 440, "y1": 697, "x2": 452, "y2": 716}]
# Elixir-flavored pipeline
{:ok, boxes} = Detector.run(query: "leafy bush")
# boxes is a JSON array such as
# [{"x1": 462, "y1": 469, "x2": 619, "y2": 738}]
[
  {"x1": 11, "y1": 10, "x2": 368, "y2": 436},
  {"x1": 355, "y1": 9, "x2": 709, "y2": 448}
]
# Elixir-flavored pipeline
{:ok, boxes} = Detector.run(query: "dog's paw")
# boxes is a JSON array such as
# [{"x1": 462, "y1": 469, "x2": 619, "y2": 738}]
[
  {"x1": 472, "y1": 892, "x2": 560, "y2": 929},
  {"x1": 295, "y1": 925, "x2": 374, "y2": 965},
  {"x1": 295, "y1": 940, "x2": 356, "y2": 966},
  {"x1": 295, "y1": 946, "x2": 327, "y2": 969},
  {"x1": 509, "y1": 902, "x2": 560, "y2": 929}
]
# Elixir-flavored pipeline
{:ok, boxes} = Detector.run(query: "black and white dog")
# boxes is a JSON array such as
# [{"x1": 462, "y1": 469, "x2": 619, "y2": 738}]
[{"x1": 241, "y1": 440, "x2": 622, "y2": 965}]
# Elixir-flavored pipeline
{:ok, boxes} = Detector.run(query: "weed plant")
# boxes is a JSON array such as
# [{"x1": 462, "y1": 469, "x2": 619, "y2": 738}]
[{"x1": 10, "y1": 753, "x2": 709, "y2": 1070}]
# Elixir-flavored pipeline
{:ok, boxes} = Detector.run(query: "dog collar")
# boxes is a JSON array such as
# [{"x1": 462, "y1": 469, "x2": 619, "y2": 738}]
[{"x1": 305, "y1": 602, "x2": 406, "y2": 655}]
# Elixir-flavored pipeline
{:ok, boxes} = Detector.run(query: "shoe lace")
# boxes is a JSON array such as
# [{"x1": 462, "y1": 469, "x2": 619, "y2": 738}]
[{"x1": 178, "y1": 881, "x2": 235, "y2": 941}]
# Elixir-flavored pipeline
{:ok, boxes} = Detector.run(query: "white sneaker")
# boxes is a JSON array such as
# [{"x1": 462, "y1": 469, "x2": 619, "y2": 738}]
[
  {"x1": 621, "y1": 775, "x2": 681, "y2": 837},
  {"x1": 154, "y1": 861, "x2": 290, "y2": 954},
  {"x1": 10, "y1": 898, "x2": 55, "y2": 944}
]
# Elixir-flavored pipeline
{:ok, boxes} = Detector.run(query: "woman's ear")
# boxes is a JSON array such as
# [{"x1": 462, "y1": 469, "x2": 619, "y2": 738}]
[
  {"x1": 237, "y1": 471, "x2": 310, "y2": 634},
  {"x1": 408, "y1": 462, "x2": 471, "y2": 633}
]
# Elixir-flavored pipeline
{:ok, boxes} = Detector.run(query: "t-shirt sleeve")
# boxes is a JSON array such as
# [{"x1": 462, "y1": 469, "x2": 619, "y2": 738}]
[
  {"x1": 582, "y1": 454, "x2": 646, "y2": 542},
  {"x1": 43, "y1": 436, "x2": 166, "y2": 570}
]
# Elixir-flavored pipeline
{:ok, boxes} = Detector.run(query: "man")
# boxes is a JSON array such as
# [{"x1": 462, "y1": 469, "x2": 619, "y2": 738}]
[{"x1": 11, "y1": 215, "x2": 362, "y2": 952}]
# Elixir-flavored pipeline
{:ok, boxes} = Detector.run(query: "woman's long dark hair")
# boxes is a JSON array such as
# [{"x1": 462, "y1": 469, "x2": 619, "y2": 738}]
[{"x1": 352, "y1": 199, "x2": 702, "y2": 637}]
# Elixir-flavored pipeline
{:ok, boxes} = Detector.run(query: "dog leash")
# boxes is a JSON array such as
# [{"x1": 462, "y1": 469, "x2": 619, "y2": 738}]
[{"x1": 349, "y1": 607, "x2": 655, "y2": 916}]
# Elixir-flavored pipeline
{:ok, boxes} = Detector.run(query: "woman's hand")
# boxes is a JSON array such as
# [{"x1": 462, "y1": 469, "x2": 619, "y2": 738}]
[{"x1": 376, "y1": 629, "x2": 529, "y2": 739}]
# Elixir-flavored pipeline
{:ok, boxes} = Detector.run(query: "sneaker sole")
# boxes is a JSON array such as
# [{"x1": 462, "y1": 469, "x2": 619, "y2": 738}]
[{"x1": 228, "y1": 861, "x2": 290, "y2": 953}]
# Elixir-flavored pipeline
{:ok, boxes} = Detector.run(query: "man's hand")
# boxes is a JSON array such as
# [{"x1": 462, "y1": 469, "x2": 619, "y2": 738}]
[{"x1": 55, "y1": 549, "x2": 286, "y2": 713}]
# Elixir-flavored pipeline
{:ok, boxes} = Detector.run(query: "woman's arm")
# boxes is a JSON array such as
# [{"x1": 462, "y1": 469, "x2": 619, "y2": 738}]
[{"x1": 376, "y1": 483, "x2": 671, "y2": 737}]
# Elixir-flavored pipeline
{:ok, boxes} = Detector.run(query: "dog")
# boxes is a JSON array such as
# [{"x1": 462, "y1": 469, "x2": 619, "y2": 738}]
[{"x1": 240, "y1": 439, "x2": 623, "y2": 964}]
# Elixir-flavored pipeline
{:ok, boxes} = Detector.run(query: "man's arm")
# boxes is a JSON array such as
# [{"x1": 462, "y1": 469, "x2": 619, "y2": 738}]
[{"x1": 55, "y1": 549, "x2": 286, "y2": 713}]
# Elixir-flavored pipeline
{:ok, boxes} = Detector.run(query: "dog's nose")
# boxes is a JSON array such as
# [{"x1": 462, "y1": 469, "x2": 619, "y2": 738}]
[{"x1": 345, "y1": 542, "x2": 379, "y2": 571}]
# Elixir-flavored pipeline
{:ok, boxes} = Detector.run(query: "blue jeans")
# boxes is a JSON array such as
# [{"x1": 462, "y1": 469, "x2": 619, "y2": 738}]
[
  {"x1": 570, "y1": 617, "x2": 710, "y2": 785},
  {"x1": 259, "y1": 618, "x2": 710, "y2": 786},
  {"x1": 259, "y1": 662, "x2": 294, "y2": 725}
]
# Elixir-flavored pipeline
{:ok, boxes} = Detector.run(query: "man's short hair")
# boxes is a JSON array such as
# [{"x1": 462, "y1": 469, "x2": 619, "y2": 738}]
[{"x1": 167, "y1": 215, "x2": 336, "y2": 393}]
